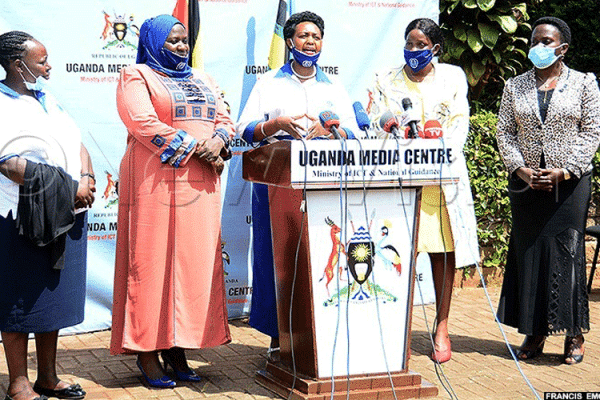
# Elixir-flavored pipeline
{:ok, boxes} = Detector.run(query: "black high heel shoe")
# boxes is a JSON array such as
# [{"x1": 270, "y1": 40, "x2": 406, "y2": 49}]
[
  {"x1": 516, "y1": 335, "x2": 546, "y2": 360},
  {"x1": 162, "y1": 350, "x2": 202, "y2": 382},
  {"x1": 564, "y1": 335, "x2": 585, "y2": 365}
]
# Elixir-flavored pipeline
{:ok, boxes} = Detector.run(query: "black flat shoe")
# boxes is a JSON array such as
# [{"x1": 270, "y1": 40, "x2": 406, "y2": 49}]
[
  {"x1": 564, "y1": 335, "x2": 585, "y2": 365},
  {"x1": 32, "y1": 382, "x2": 85, "y2": 400},
  {"x1": 516, "y1": 335, "x2": 546, "y2": 360}
]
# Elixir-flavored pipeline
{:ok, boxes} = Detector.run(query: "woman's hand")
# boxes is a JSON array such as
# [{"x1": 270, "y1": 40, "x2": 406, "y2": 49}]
[
  {"x1": 196, "y1": 138, "x2": 224, "y2": 162},
  {"x1": 518, "y1": 167, "x2": 564, "y2": 191},
  {"x1": 305, "y1": 115, "x2": 332, "y2": 140},
  {"x1": 75, "y1": 175, "x2": 96, "y2": 209},
  {"x1": 531, "y1": 168, "x2": 564, "y2": 192},
  {"x1": 515, "y1": 166, "x2": 535, "y2": 186},
  {"x1": 274, "y1": 115, "x2": 305, "y2": 139},
  {"x1": 213, "y1": 156, "x2": 225, "y2": 176}
]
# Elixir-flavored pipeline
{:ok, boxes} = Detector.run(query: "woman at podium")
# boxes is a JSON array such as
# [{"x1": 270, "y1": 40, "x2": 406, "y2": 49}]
[
  {"x1": 367, "y1": 18, "x2": 480, "y2": 363},
  {"x1": 236, "y1": 11, "x2": 359, "y2": 360}
]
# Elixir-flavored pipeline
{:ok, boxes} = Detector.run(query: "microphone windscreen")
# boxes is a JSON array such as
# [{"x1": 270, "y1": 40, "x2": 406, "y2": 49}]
[
  {"x1": 423, "y1": 120, "x2": 443, "y2": 139},
  {"x1": 401, "y1": 97, "x2": 413, "y2": 111},
  {"x1": 319, "y1": 110, "x2": 340, "y2": 130},
  {"x1": 352, "y1": 102, "x2": 370, "y2": 131},
  {"x1": 340, "y1": 127, "x2": 355, "y2": 139},
  {"x1": 379, "y1": 110, "x2": 399, "y2": 133}
]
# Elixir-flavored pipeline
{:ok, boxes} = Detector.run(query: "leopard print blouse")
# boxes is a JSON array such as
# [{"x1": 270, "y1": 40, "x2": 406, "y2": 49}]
[{"x1": 496, "y1": 65, "x2": 600, "y2": 178}]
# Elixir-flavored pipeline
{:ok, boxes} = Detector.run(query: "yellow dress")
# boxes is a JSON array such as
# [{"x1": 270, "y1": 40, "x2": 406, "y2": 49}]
[
  {"x1": 418, "y1": 186, "x2": 454, "y2": 253},
  {"x1": 402, "y1": 68, "x2": 454, "y2": 253},
  {"x1": 369, "y1": 65, "x2": 474, "y2": 256}
]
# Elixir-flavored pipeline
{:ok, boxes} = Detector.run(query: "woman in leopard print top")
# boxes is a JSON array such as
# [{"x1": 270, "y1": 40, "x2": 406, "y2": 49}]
[{"x1": 496, "y1": 17, "x2": 600, "y2": 365}]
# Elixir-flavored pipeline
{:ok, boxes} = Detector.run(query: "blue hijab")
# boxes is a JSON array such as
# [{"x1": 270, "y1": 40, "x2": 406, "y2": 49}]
[{"x1": 136, "y1": 14, "x2": 193, "y2": 79}]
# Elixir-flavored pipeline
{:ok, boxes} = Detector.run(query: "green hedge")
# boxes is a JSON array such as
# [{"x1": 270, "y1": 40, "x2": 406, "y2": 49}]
[
  {"x1": 466, "y1": 111, "x2": 511, "y2": 269},
  {"x1": 466, "y1": 110, "x2": 600, "y2": 269}
]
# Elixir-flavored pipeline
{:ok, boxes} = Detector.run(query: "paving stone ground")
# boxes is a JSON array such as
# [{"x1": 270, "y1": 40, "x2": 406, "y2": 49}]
[{"x1": 1, "y1": 285, "x2": 598, "y2": 399}]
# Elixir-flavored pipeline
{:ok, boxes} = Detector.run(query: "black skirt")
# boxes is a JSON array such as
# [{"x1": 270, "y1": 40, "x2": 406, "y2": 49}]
[
  {"x1": 497, "y1": 172, "x2": 591, "y2": 336},
  {"x1": 0, "y1": 211, "x2": 87, "y2": 333}
]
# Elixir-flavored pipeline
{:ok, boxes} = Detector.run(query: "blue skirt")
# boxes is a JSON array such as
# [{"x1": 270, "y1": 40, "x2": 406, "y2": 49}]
[
  {"x1": 0, "y1": 211, "x2": 87, "y2": 333},
  {"x1": 249, "y1": 183, "x2": 279, "y2": 339}
]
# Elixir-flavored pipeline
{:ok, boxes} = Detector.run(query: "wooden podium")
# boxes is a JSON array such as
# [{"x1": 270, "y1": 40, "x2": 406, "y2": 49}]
[{"x1": 243, "y1": 139, "x2": 457, "y2": 399}]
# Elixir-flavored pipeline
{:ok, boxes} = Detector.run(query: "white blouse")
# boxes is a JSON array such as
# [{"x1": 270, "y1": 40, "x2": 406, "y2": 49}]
[
  {"x1": 236, "y1": 63, "x2": 361, "y2": 143},
  {"x1": 0, "y1": 84, "x2": 82, "y2": 219}
]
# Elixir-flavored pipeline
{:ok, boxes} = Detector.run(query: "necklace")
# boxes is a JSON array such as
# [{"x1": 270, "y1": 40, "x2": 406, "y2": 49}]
[
  {"x1": 536, "y1": 64, "x2": 561, "y2": 91},
  {"x1": 538, "y1": 75, "x2": 558, "y2": 103},
  {"x1": 536, "y1": 65, "x2": 561, "y2": 103},
  {"x1": 291, "y1": 61, "x2": 316, "y2": 80},
  {"x1": 537, "y1": 75, "x2": 559, "y2": 91}
]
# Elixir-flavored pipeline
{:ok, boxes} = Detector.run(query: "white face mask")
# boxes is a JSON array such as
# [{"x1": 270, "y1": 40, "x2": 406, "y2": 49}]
[{"x1": 19, "y1": 61, "x2": 45, "y2": 92}]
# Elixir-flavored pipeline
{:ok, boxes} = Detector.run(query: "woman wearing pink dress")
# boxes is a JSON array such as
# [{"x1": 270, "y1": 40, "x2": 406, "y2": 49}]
[{"x1": 110, "y1": 15, "x2": 233, "y2": 388}]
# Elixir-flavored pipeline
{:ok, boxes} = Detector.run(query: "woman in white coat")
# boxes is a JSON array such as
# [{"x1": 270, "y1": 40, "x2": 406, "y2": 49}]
[{"x1": 368, "y1": 18, "x2": 479, "y2": 363}]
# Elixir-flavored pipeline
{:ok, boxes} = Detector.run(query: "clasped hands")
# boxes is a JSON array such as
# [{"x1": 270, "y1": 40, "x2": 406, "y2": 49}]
[
  {"x1": 517, "y1": 167, "x2": 566, "y2": 192},
  {"x1": 274, "y1": 114, "x2": 335, "y2": 140},
  {"x1": 195, "y1": 137, "x2": 225, "y2": 174}
]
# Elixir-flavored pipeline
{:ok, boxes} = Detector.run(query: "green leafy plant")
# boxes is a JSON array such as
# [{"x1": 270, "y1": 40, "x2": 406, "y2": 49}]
[
  {"x1": 440, "y1": 0, "x2": 539, "y2": 107},
  {"x1": 465, "y1": 111, "x2": 511, "y2": 269}
]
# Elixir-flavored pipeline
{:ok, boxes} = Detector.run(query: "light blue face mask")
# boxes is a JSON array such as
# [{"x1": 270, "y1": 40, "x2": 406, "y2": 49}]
[
  {"x1": 290, "y1": 45, "x2": 321, "y2": 68},
  {"x1": 528, "y1": 43, "x2": 565, "y2": 69},
  {"x1": 20, "y1": 61, "x2": 46, "y2": 92}
]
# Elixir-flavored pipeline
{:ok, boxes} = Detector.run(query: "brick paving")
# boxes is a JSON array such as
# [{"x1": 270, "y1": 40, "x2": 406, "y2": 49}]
[{"x1": 1, "y1": 284, "x2": 598, "y2": 399}]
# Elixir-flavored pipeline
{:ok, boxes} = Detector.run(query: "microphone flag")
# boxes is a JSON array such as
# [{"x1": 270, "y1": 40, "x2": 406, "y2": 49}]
[
  {"x1": 319, "y1": 111, "x2": 340, "y2": 130},
  {"x1": 319, "y1": 111, "x2": 343, "y2": 139},
  {"x1": 423, "y1": 120, "x2": 443, "y2": 139},
  {"x1": 172, "y1": 0, "x2": 203, "y2": 70},
  {"x1": 268, "y1": 0, "x2": 290, "y2": 70}
]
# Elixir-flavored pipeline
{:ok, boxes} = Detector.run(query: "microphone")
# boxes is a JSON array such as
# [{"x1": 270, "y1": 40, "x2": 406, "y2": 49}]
[
  {"x1": 319, "y1": 110, "x2": 343, "y2": 140},
  {"x1": 379, "y1": 111, "x2": 401, "y2": 138},
  {"x1": 340, "y1": 127, "x2": 355, "y2": 140},
  {"x1": 401, "y1": 98, "x2": 420, "y2": 139},
  {"x1": 352, "y1": 101, "x2": 370, "y2": 136},
  {"x1": 423, "y1": 120, "x2": 444, "y2": 139}
]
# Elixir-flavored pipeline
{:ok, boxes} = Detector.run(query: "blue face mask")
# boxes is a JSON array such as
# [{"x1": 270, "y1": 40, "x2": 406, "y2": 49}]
[
  {"x1": 160, "y1": 48, "x2": 189, "y2": 71},
  {"x1": 528, "y1": 44, "x2": 564, "y2": 69},
  {"x1": 290, "y1": 46, "x2": 320, "y2": 68},
  {"x1": 19, "y1": 61, "x2": 46, "y2": 92},
  {"x1": 404, "y1": 48, "x2": 434, "y2": 73}
]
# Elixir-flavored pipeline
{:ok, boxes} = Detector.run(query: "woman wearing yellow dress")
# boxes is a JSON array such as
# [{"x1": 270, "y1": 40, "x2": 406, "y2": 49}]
[{"x1": 368, "y1": 18, "x2": 480, "y2": 363}]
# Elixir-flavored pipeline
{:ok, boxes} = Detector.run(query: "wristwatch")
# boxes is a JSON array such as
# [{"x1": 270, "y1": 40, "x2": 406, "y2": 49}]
[{"x1": 562, "y1": 168, "x2": 571, "y2": 180}]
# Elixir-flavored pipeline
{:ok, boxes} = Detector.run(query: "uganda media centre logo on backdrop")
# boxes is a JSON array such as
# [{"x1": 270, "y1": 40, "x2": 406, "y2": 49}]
[{"x1": 65, "y1": 10, "x2": 139, "y2": 82}]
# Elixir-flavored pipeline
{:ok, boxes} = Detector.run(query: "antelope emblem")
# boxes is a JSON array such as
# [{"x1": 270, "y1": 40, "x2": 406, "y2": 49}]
[{"x1": 319, "y1": 217, "x2": 346, "y2": 295}]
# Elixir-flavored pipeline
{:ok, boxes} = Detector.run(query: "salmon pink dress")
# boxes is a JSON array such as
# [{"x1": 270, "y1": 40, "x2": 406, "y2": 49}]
[{"x1": 110, "y1": 64, "x2": 232, "y2": 354}]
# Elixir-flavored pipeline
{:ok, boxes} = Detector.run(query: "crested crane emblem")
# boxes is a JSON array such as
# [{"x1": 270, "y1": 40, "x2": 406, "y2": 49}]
[{"x1": 321, "y1": 212, "x2": 402, "y2": 307}]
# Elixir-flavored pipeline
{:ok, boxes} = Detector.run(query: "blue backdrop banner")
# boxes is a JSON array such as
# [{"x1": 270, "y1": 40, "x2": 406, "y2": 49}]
[{"x1": 0, "y1": 0, "x2": 438, "y2": 333}]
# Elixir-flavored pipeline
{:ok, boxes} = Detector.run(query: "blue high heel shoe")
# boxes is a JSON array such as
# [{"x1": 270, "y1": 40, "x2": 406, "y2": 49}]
[
  {"x1": 136, "y1": 358, "x2": 176, "y2": 388},
  {"x1": 162, "y1": 351, "x2": 202, "y2": 382}
]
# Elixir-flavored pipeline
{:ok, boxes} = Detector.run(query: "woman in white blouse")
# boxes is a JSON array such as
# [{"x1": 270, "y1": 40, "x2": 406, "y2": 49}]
[{"x1": 0, "y1": 31, "x2": 94, "y2": 400}]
